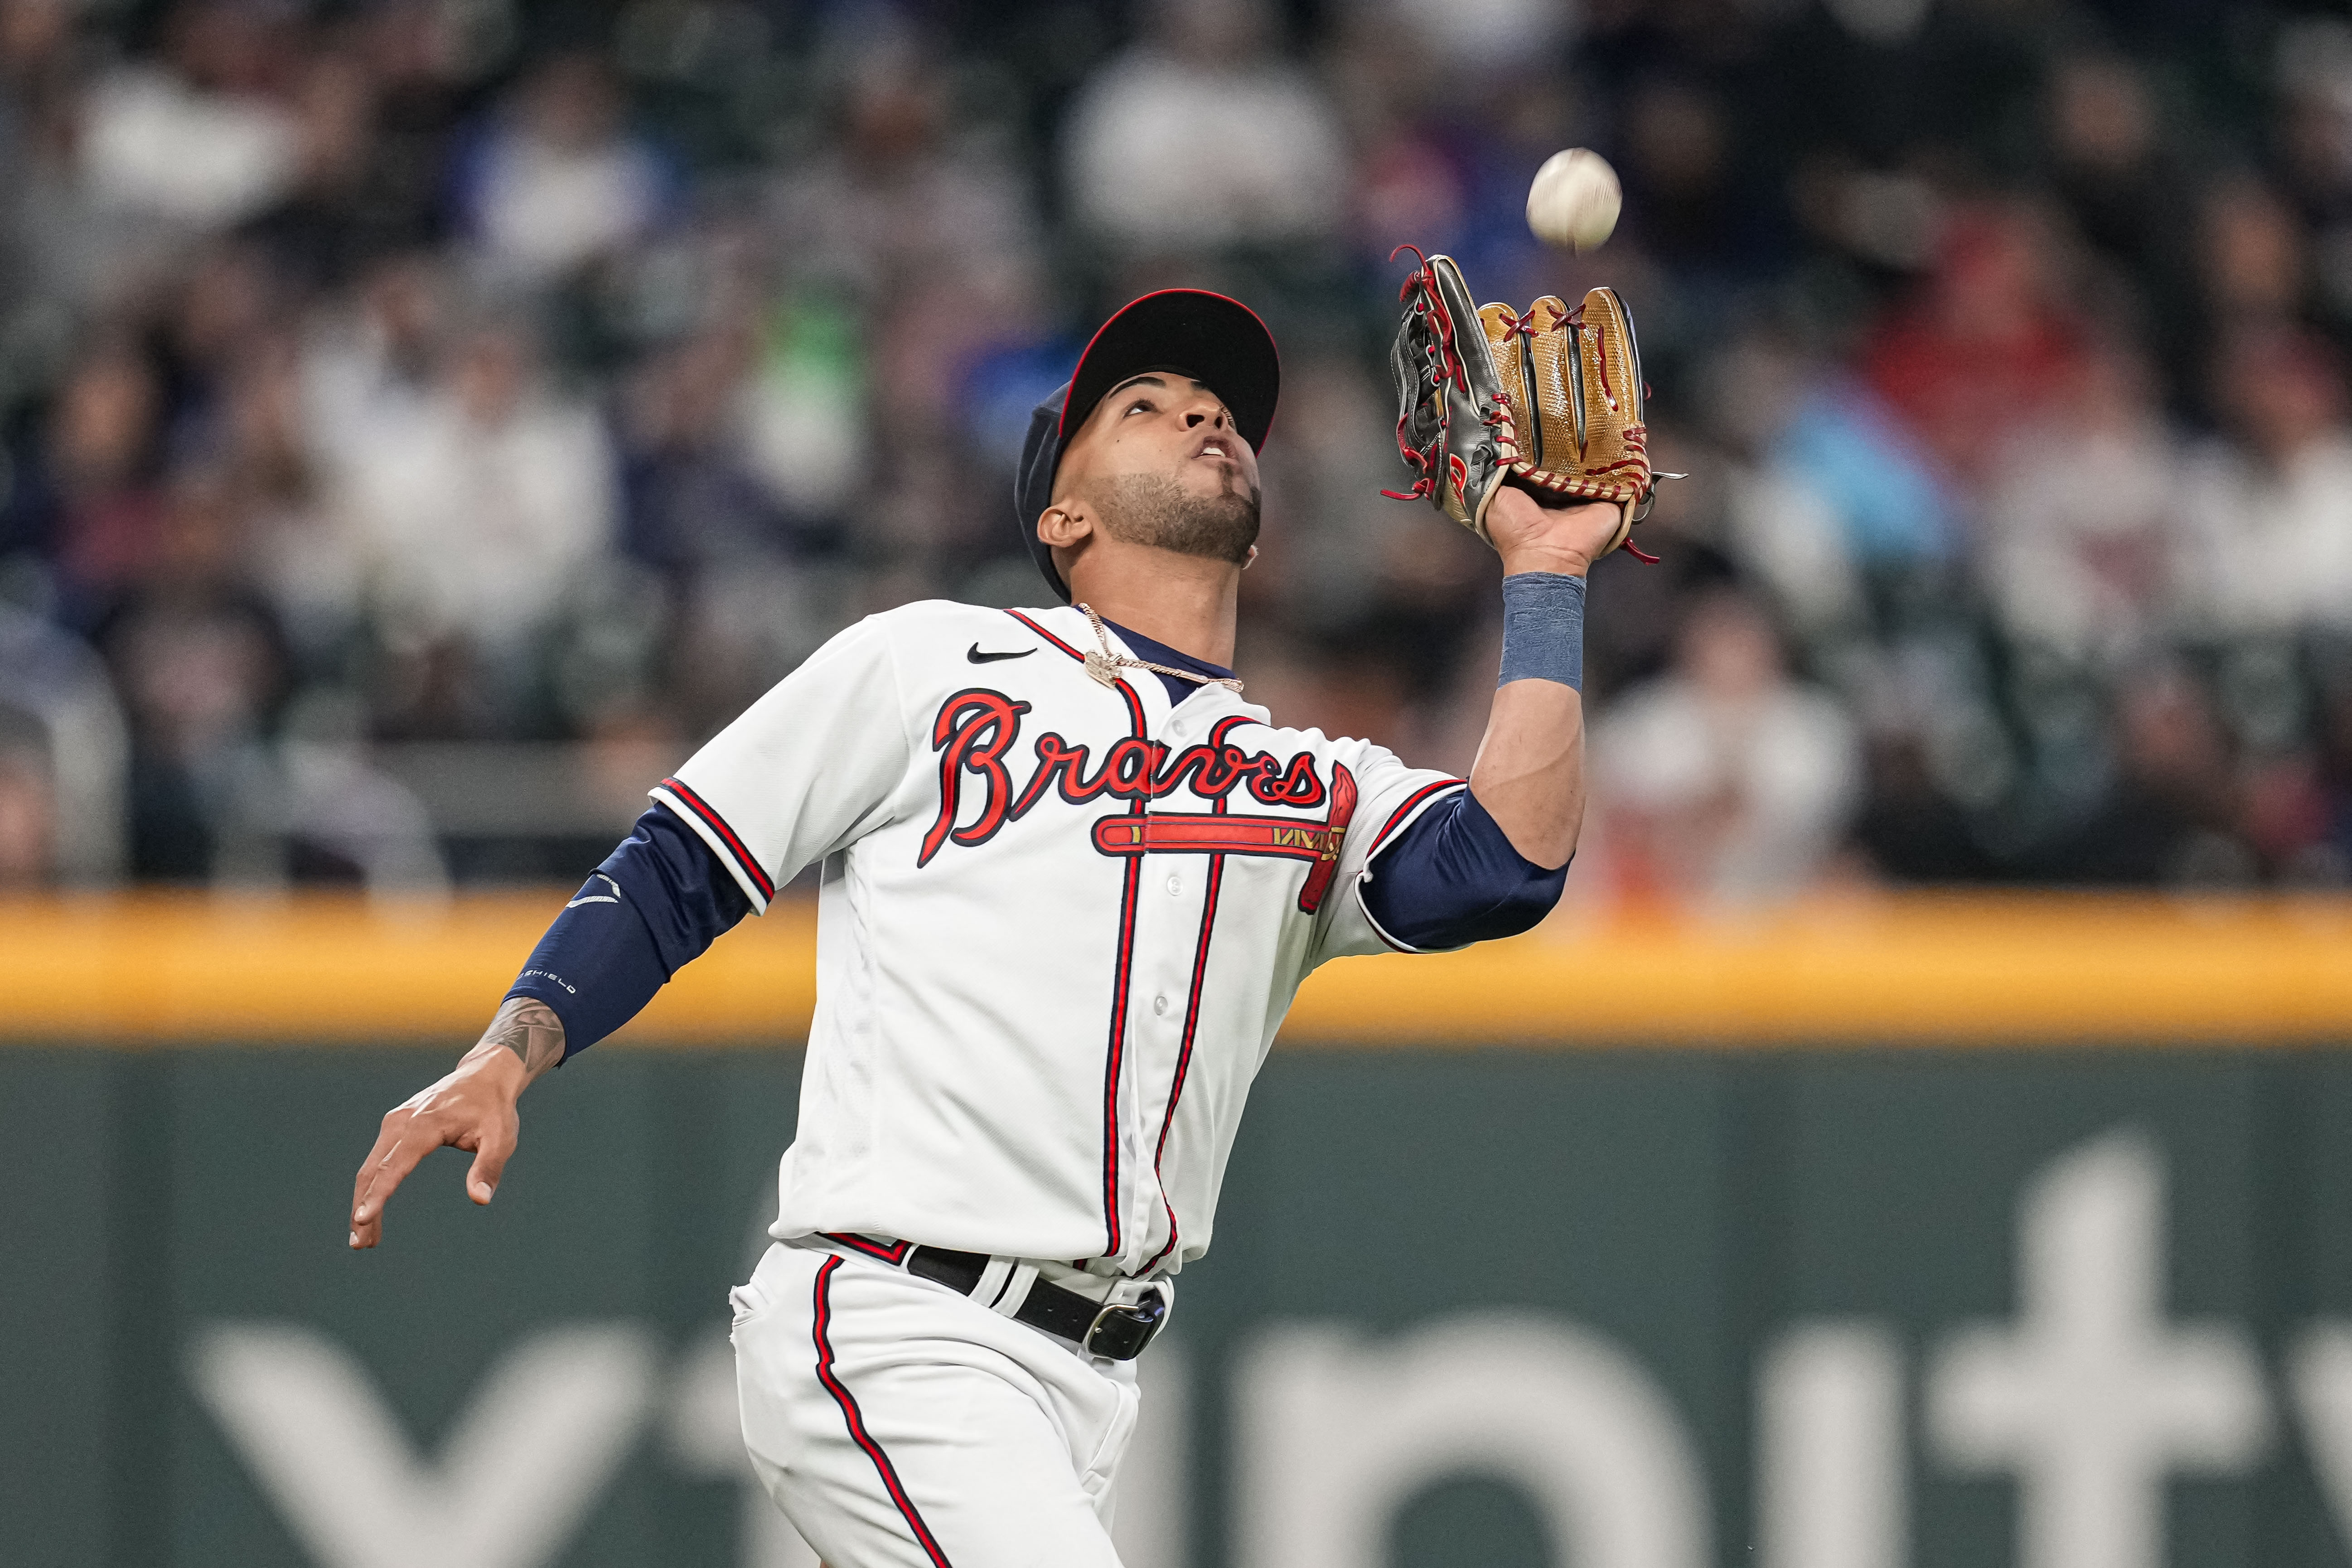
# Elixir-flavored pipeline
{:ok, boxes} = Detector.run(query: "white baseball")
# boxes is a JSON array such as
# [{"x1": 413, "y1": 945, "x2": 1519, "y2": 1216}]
[{"x1": 1526, "y1": 148, "x2": 1621, "y2": 253}]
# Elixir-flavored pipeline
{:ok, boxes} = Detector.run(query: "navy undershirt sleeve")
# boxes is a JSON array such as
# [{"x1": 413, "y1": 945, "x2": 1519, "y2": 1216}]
[
  {"x1": 504, "y1": 802, "x2": 752, "y2": 1059},
  {"x1": 1360, "y1": 789, "x2": 1569, "y2": 950}
]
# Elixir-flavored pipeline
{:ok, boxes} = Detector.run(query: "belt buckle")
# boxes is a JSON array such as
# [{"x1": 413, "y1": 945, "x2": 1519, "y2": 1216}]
[{"x1": 1082, "y1": 1284, "x2": 1169, "y2": 1361}]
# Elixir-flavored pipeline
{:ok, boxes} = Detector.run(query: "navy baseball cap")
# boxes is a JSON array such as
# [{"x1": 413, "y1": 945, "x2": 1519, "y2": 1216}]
[{"x1": 1014, "y1": 289, "x2": 1280, "y2": 600}]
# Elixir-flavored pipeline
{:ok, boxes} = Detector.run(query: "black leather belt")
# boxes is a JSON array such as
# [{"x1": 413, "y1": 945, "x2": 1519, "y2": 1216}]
[{"x1": 903, "y1": 1245, "x2": 1168, "y2": 1361}]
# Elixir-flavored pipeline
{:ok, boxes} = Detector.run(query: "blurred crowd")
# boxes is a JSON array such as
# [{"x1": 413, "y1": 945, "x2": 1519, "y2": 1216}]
[{"x1": 3, "y1": 0, "x2": 2351, "y2": 898}]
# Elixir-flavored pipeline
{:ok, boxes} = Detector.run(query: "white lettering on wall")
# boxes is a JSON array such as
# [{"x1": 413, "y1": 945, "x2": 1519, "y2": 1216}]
[
  {"x1": 2286, "y1": 1325, "x2": 2352, "y2": 1553},
  {"x1": 662, "y1": 1325, "x2": 820, "y2": 1568},
  {"x1": 1758, "y1": 1321, "x2": 1907, "y2": 1568},
  {"x1": 1927, "y1": 1129, "x2": 2270, "y2": 1568},
  {"x1": 189, "y1": 1321, "x2": 655, "y2": 1568},
  {"x1": 1234, "y1": 1312, "x2": 1709, "y2": 1568},
  {"x1": 1108, "y1": 1334, "x2": 1191, "y2": 1568}
]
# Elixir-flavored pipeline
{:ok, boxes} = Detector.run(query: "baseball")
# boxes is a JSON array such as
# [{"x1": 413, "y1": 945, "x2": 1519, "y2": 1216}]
[{"x1": 1526, "y1": 148, "x2": 1621, "y2": 252}]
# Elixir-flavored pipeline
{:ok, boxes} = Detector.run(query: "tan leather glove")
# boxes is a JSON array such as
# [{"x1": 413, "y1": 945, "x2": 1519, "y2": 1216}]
[{"x1": 1385, "y1": 250, "x2": 1665, "y2": 560}]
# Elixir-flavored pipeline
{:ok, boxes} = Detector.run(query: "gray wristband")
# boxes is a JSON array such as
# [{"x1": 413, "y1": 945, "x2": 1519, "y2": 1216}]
[{"x1": 1496, "y1": 571, "x2": 1586, "y2": 692}]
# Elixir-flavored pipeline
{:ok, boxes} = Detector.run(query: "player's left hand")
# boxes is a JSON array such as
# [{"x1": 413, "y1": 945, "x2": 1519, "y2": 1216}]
[
  {"x1": 348, "y1": 1045, "x2": 526, "y2": 1248},
  {"x1": 1485, "y1": 483, "x2": 1627, "y2": 578}
]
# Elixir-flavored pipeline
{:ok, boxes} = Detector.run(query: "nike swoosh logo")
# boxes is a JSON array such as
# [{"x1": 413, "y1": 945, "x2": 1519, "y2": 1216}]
[
  {"x1": 566, "y1": 873, "x2": 623, "y2": 908},
  {"x1": 967, "y1": 644, "x2": 1035, "y2": 663}
]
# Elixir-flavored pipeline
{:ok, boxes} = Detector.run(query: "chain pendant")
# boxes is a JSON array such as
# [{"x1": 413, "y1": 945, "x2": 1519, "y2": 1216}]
[{"x1": 1073, "y1": 601, "x2": 1243, "y2": 694}]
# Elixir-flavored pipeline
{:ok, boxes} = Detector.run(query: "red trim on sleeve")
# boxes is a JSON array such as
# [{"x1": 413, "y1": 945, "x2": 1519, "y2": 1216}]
[
  {"x1": 1360, "y1": 779, "x2": 1472, "y2": 953},
  {"x1": 658, "y1": 776, "x2": 776, "y2": 901},
  {"x1": 1372, "y1": 779, "x2": 1467, "y2": 849}
]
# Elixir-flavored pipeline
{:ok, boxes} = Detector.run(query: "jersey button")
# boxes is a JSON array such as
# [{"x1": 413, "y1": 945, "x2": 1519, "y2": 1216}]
[
  {"x1": 1165, "y1": 874, "x2": 1181, "y2": 896},
  {"x1": 1153, "y1": 995, "x2": 1170, "y2": 1016}
]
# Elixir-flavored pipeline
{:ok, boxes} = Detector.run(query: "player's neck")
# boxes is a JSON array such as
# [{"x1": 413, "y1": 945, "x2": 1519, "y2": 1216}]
[{"x1": 1066, "y1": 548, "x2": 1241, "y2": 669}]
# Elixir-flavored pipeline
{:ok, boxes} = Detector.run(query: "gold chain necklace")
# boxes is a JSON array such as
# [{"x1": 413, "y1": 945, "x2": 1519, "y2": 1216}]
[{"x1": 1076, "y1": 603, "x2": 1244, "y2": 694}]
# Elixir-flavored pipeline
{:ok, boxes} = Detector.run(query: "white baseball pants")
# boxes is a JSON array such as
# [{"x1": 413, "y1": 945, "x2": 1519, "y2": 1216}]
[{"x1": 732, "y1": 1239, "x2": 1141, "y2": 1567}]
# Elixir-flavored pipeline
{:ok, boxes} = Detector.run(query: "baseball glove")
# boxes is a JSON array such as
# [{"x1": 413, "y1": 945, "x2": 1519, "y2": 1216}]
[{"x1": 1383, "y1": 249, "x2": 1663, "y2": 561}]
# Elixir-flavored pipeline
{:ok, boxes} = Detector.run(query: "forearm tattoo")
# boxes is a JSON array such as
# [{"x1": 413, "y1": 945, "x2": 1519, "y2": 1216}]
[{"x1": 462, "y1": 997, "x2": 567, "y2": 1082}]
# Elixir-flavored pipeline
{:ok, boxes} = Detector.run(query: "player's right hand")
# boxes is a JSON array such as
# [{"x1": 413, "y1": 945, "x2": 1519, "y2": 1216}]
[
  {"x1": 349, "y1": 1045, "x2": 527, "y2": 1249},
  {"x1": 1486, "y1": 483, "x2": 1626, "y2": 579}
]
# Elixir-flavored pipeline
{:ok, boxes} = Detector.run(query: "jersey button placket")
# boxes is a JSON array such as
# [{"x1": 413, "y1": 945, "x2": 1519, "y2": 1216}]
[{"x1": 1134, "y1": 706, "x2": 1195, "y2": 1264}]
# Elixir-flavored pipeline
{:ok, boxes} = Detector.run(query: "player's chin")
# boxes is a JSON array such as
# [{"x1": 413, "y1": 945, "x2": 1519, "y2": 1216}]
[
  {"x1": 1167, "y1": 498, "x2": 1260, "y2": 566},
  {"x1": 1179, "y1": 457, "x2": 1251, "y2": 499}
]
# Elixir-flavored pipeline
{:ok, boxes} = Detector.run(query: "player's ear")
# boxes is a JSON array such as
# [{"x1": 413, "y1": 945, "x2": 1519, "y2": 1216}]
[
  {"x1": 1039, "y1": 505, "x2": 1092, "y2": 597},
  {"x1": 1036, "y1": 504, "x2": 1091, "y2": 550}
]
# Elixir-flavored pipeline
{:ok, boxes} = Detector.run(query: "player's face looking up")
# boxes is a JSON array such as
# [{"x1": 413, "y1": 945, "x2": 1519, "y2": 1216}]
[{"x1": 1042, "y1": 374, "x2": 1262, "y2": 578}]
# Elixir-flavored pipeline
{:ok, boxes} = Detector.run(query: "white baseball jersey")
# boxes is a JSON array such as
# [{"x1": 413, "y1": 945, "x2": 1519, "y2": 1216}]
[{"x1": 653, "y1": 599, "x2": 1462, "y2": 1278}]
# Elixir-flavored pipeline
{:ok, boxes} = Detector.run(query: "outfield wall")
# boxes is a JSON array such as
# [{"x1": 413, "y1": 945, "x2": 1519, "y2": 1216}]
[{"x1": 7, "y1": 895, "x2": 2352, "y2": 1568}]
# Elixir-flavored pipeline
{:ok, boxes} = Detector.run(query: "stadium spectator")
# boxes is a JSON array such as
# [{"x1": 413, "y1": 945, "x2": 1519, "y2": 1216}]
[
  {"x1": 1699, "y1": 331, "x2": 1868, "y2": 641},
  {"x1": 31, "y1": 339, "x2": 169, "y2": 606},
  {"x1": 0, "y1": 0, "x2": 117, "y2": 317},
  {"x1": 0, "y1": 0, "x2": 73, "y2": 90},
  {"x1": 1062, "y1": 0, "x2": 1347, "y2": 254},
  {"x1": 301, "y1": 251, "x2": 447, "y2": 474},
  {"x1": 736, "y1": 289, "x2": 871, "y2": 528},
  {"x1": 2241, "y1": 746, "x2": 2337, "y2": 883},
  {"x1": 2042, "y1": 666, "x2": 2250, "y2": 885},
  {"x1": 1980, "y1": 341, "x2": 2183, "y2": 668},
  {"x1": 335, "y1": 316, "x2": 616, "y2": 659},
  {"x1": 0, "y1": 724, "x2": 55, "y2": 886},
  {"x1": 2041, "y1": 53, "x2": 2201, "y2": 389},
  {"x1": 1718, "y1": 339, "x2": 1956, "y2": 616},
  {"x1": 449, "y1": 51, "x2": 674, "y2": 287},
  {"x1": 0, "y1": 605, "x2": 127, "y2": 883},
  {"x1": 1618, "y1": 76, "x2": 1787, "y2": 291},
  {"x1": 1849, "y1": 727, "x2": 2002, "y2": 884},
  {"x1": 2198, "y1": 177, "x2": 2310, "y2": 327},
  {"x1": 225, "y1": 332, "x2": 367, "y2": 675},
  {"x1": 165, "y1": 239, "x2": 280, "y2": 443},
  {"x1": 762, "y1": 38, "x2": 1039, "y2": 514},
  {"x1": 1862, "y1": 203, "x2": 2091, "y2": 498},
  {"x1": 618, "y1": 323, "x2": 828, "y2": 574},
  {"x1": 767, "y1": 41, "x2": 1038, "y2": 298},
  {"x1": 78, "y1": 0, "x2": 299, "y2": 232},
  {"x1": 1330, "y1": 18, "x2": 1469, "y2": 266},
  {"x1": 2045, "y1": 53, "x2": 2183, "y2": 286},
  {"x1": 2270, "y1": 18, "x2": 2352, "y2": 334},
  {"x1": 2318, "y1": 673, "x2": 2352, "y2": 880},
  {"x1": 242, "y1": 47, "x2": 429, "y2": 294},
  {"x1": 1, "y1": 0, "x2": 2347, "y2": 891},
  {"x1": 2175, "y1": 325, "x2": 2352, "y2": 637},
  {"x1": 95, "y1": 467, "x2": 291, "y2": 879},
  {"x1": 1594, "y1": 590, "x2": 1863, "y2": 901}
]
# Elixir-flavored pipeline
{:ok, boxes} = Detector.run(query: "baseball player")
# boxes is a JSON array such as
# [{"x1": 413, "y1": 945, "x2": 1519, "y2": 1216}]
[{"x1": 349, "y1": 271, "x2": 1658, "y2": 1566}]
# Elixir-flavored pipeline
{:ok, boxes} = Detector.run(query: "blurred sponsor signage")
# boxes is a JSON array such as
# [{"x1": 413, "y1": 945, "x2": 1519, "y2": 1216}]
[{"x1": 13, "y1": 1040, "x2": 2352, "y2": 1566}]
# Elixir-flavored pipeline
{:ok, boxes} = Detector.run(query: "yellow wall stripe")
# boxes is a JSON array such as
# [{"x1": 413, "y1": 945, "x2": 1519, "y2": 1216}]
[{"x1": 4, "y1": 892, "x2": 2349, "y2": 1048}]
